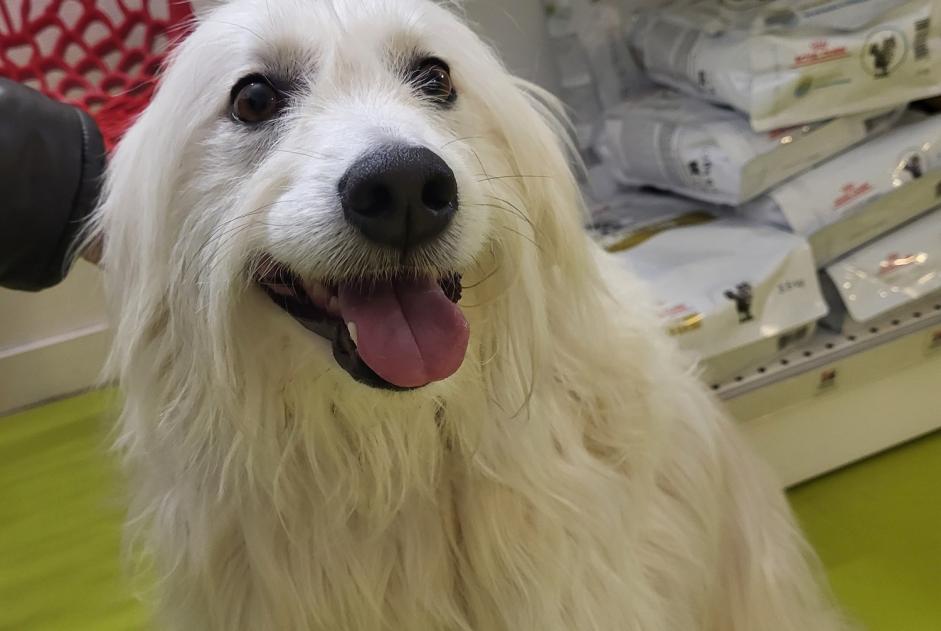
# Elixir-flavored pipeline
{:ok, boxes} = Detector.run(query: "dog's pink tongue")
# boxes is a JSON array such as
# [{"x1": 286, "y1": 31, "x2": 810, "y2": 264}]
[{"x1": 338, "y1": 278, "x2": 469, "y2": 388}]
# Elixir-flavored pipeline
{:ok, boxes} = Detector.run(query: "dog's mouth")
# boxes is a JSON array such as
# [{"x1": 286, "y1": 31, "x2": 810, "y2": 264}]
[{"x1": 256, "y1": 260, "x2": 468, "y2": 391}]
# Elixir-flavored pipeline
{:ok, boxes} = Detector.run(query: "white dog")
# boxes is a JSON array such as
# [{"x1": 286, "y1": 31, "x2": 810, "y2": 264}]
[{"x1": 92, "y1": 1, "x2": 849, "y2": 629}]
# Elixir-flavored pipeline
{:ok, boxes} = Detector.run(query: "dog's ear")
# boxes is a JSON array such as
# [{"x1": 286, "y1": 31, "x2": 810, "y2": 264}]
[{"x1": 189, "y1": 0, "x2": 227, "y2": 17}]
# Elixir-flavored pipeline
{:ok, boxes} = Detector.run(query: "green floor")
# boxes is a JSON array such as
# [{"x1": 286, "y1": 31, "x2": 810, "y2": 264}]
[
  {"x1": 1, "y1": 391, "x2": 939, "y2": 630},
  {"x1": 789, "y1": 433, "x2": 941, "y2": 630}
]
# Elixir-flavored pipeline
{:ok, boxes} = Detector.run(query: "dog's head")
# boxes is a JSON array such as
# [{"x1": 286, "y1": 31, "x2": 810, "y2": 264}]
[{"x1": 98, "y1": 0, "x2": 593, "y2": 399}]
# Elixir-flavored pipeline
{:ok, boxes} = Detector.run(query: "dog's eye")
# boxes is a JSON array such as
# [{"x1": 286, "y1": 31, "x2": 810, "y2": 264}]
[
  {"x1": 231, "y1": 76, "x2": 282, "y2": 124},
  {"x1": 409, "y1": 58, "x2": 456, "y2": 105}
]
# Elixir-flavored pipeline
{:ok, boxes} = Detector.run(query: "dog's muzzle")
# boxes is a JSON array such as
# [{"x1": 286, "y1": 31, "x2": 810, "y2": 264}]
[{"x1": 257, "y1": 144, "x2": 469, "y2": 391}]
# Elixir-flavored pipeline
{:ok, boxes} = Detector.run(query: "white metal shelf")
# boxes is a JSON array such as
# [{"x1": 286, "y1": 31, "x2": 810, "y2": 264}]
[
  {"x1": 717, "y1": 303, "x2": 941, "y2": 487},
  {"x1": 716, "y1": 303, "x2": 941, "y2": 400}
]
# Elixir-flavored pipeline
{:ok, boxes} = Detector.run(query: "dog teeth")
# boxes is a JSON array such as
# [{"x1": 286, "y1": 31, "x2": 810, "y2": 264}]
[
  {"x1": 304, "y1": 281, "x2": 331, "y2": 309},
  {"x1": 347, "y1": 322, "x2": 358, "y2": 345},
  {"x1": 328, "y1": 296, "x2": 341, "y2": 316}
]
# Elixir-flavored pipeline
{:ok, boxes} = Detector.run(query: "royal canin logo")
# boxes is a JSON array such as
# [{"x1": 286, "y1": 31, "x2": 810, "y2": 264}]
[
  {"x1": 767, "y1": 125, "x2": 799, "y2": 140},
  {"x1": 658, "y1": 304, "x2": 704, "y2": 335},
  {"x1": 879, "y1": 253, "x2": 925, "y2": 276},
  {"x1": 658, "y1": 304, "x2": 693, "y2": 319},
  {"x1": 792, "y1": 40, "x2": 849, "y2": 67},
  {"x1": 833, "y1": 182, "x2": 873, "y2": 209}
]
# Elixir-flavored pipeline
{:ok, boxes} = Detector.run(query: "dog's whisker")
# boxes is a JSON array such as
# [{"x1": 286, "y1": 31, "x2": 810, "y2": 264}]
[
  {"x1": 183, "y1": 200, "x2": 303, "y2": 278},
  {"x1": 440, "y1": 135, "x2": 483, "y2": 150},
  {"x1": 483, "y1": 194, "x2": 530, "y2": 223},
  {"x1": 459, "y1": 241, "x2": 516, "y2": 308},
  {"x1": 271, "y1": 148, "x2": 333, "y2": 161},
  {"x1": 474, "y1": 174, "x2": 551, "y2": 183},
  {"x1": 463, "y1": 145, "x2": 540, "y2": 250},
  {"x1": 460, "y1": 254, "x2": 501, "y2": 291},
  {"x1": 465, "y1": 146, "x2": 491, "y2": 182},
  {"x1": 468, "y1": 199, "x2": 540, "y2": 238},
  {"x1": 495, "y1": 225, "x2": 542, "y2": 252},
  {"x1": 508, "y1": 349, "x2": 538, "y2": 422},
  {"x1": 186, "y1": 229, "x2": 267, "y2": 283}
]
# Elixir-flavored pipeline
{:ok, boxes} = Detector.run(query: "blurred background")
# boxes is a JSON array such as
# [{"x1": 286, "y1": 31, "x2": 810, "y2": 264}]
[{"x1": 2, "y1": 0, "x2": 941, "y2": 629}]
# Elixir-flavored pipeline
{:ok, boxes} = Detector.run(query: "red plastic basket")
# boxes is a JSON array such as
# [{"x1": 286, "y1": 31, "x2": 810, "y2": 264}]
[{"x1": 0, "y1": 0, "x2": 194, "y2": 149}]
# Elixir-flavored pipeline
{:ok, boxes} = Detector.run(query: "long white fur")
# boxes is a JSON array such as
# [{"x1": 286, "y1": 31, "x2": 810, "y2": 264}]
[{"x1": 93, "y1": 1, "x2": 851, "y2": 629}]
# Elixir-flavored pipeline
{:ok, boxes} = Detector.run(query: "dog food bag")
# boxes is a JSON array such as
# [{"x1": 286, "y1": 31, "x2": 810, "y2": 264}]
[
  {"x1": 822, "y1": 209, "x2": 941, "y2": 328},
  {"x1": 821, "y1": 286, "x2": 941, "y2": 335},
  {"x1": 629, "y1": 0, "x2": 941, "y2": 131},
  {"x1": 589, "y1": 192, "x2": 827, "y2": 380},
  {"x1": 742, "y1": 113, "x2": 941, "y2": 266},
  {"x1": 595, "y1": 89, "x2": 902, "y2": 205}
]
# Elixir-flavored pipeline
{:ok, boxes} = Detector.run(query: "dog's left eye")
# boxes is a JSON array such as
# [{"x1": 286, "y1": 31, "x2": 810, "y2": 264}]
[
  {"x1": 409, "y1": 58, "x2": 456, "y2": 105},
  {"x1": 230, "y1": 75, "x2": 283, "y2": 124}
]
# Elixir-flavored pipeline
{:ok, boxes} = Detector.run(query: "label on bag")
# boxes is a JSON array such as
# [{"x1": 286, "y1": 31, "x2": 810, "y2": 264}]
[
  {"x1": 588, "y1": 192, "x2": 827, "y2": 361},
  {"x1": 742, "y1": 114, "x2": 941, "y2": 265},
  {"x1": 596, "y1": 89, "x2": 901, "y2": 204},
  {"x1": 825, "y1": 209, "x2": 941, "y2": 323},
  {"x1": 630, "y1": 0, "x2": 941, "y2": 131}
]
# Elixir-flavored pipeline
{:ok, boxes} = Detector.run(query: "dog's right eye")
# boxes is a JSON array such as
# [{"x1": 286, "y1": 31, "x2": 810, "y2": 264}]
[
  {"x1": 230, "y1": 75, "x2": 282, "y2": 124},
  {"x1": 408, "y1": 58, "x2": 456, "y2": 106}
]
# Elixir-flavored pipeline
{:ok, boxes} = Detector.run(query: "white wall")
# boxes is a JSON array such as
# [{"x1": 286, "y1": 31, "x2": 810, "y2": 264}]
[
  {"x1": 0, "y1": 0, "x2": 556, "y2": 414},
  {"x1": 0, "y1": 264, "x2": 111, "y2": 413},
  {"x1": 462, "y1": 0, "x2": 560, "y2": 92},
  {"x1": 0, "y1": 264, "x2": 106, "y2": 351}
]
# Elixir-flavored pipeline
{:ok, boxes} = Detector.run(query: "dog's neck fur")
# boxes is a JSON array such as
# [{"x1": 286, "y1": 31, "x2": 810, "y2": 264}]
[{"x1": 115, "y1": 238, "x2": 684, "y2": 630}]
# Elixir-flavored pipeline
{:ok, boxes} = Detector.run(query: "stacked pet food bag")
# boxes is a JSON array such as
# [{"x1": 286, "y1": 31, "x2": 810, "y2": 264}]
[{"x1": 545, "y1": 0, "x2": 941, "y2": 382}]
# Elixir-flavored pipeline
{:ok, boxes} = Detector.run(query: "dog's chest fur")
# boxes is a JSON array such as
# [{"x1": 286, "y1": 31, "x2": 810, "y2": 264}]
[
  {"x1": 118, "y1": 295, "x2": 844, "y2": 631},
  {"x1": 135, "y1": 383, "x2": 710, "y2": 631}
]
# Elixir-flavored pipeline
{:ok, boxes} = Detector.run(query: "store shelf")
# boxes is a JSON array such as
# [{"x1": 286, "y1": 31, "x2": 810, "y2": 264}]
[{"x1": 719, "y1": 304, "x2": 941, "y2": 487}]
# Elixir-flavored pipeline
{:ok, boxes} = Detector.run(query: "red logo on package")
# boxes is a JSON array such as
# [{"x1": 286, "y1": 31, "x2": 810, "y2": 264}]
[
  {"x1": 931, "y1": 330, "x2": 941, "y2": 350},
  {"x1": 658, "y1": 304, "x2": 693, "y2": 318},
  {"x1": 834, "y1": 182, "x2": 874, "y2": 209},
  {"x1": 793, "y1": 40, "x2": 849, "y2": 68},
  {"x1": 818, "y1": 369, "x2": 838, "y2": 389},
  {"x1": 879, "y1": 252, "x2": 922, "y2": 275}
]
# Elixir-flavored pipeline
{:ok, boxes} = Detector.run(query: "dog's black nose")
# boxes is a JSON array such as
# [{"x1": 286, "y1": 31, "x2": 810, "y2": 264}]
[{"x1": 339, "y1": 144, "x2": 458, "y2": 250}]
